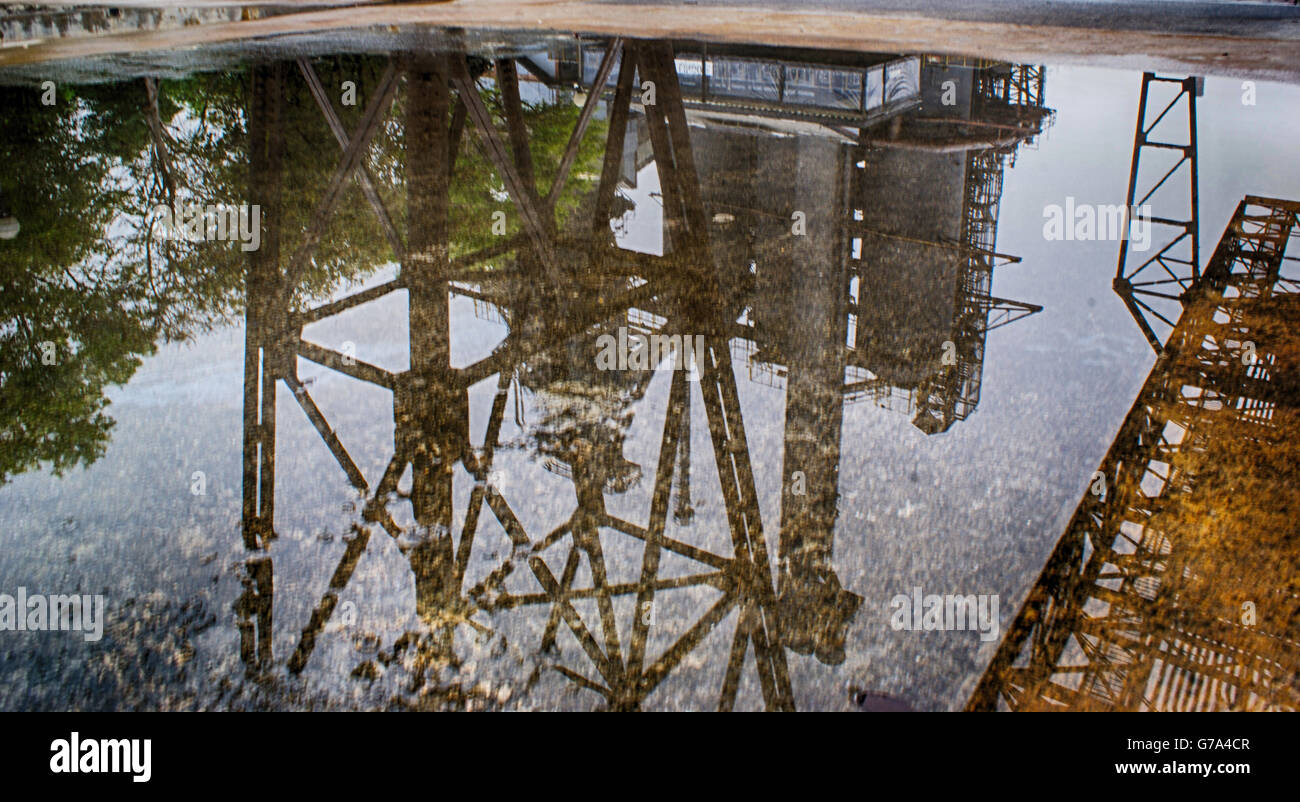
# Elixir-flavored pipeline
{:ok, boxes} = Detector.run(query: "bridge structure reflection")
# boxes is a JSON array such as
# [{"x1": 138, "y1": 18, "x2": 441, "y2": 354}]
[{"x1": 234, "y1": 39, "x2": 1051, "y2": 709}]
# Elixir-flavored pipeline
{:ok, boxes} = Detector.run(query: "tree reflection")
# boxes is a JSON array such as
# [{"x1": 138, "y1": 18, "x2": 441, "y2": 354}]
[
  {"x1": 0, "y1": 84, "x2": 158, "y2": 483},
  {"x1": 0, "y1": 57, "x2": 603, "y2": 485}
]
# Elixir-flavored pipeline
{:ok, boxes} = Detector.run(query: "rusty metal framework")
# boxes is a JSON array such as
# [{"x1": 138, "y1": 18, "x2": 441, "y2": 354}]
[{"x1": 969, "y1": 196, "x2": 1300, "y2": 711}]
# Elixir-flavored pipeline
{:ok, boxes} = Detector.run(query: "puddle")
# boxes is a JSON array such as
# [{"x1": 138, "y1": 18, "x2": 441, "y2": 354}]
[{"x1": 0, "y1": 29, "x2": 1297, "y2": 711}]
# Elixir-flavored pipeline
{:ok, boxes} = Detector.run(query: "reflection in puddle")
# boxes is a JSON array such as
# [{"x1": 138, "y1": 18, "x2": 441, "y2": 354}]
[{"x1": 0, "y1": 32, "x2": 1296, "y2": 711}]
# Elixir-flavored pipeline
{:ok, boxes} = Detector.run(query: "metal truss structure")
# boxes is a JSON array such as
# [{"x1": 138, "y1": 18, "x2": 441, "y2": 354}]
[
  {"x1": 843, "y1": 62, "x2": 1048, "y2": 432},
  {"x1": 235, "y1": 40, "x2": 820, "y2": 710},
  {"x1": 514, "y1": 40, "x2": 1049, "y2": 436},
  {"x1": 1115, "y1": 73, "x2": 1202, "y2": 353},
  {"x1": 909, "y1": 147, "x2": 1042, "y2": 433},
  {"x1": 231, "y1": 38, "x2": 1067, "y2": 708},
  {"x1": 969, "y1": 196, "x2": 1300, "y2": 711},
  {"x1": 975, "y1": 63, "x2": 1049, "y2": 131}
]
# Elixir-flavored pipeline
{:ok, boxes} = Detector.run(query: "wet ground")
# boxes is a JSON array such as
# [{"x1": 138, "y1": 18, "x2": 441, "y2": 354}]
[{"x1": 0, "y1": 29, "x2": 1297, "y2": 711}]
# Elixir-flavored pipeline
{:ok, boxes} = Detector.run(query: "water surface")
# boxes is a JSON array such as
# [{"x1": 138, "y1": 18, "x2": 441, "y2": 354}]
[{"x1": 0, "y1": 31, "x2": 1297, "y2": 711}]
